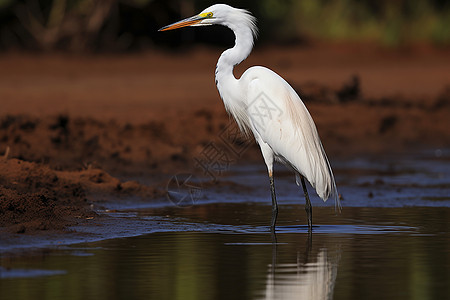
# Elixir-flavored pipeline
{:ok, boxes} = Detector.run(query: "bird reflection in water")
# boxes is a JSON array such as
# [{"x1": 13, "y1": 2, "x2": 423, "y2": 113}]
[{"x1": 260, "y1": 234, "x2": 341, "y2": 300}]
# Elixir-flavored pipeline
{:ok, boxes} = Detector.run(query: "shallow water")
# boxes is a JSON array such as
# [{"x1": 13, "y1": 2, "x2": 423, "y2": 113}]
[
  {"x1": 1, "y1": 150, "x2": 450, "y2": 299},
  {"x1": 1, "y1": 205, "x2": 449, "y2": 300}
]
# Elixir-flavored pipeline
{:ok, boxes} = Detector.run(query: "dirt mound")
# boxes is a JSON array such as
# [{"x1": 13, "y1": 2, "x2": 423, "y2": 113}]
[
  {"x1": 0, "y1": 159, "x2": 93, "y2": 233},
  {"x1": 0, "y1": 158, "x2": 164, "y2": 234},
  {"x1": 0, "y1": 108, "x2": 236, "y2": 175}
]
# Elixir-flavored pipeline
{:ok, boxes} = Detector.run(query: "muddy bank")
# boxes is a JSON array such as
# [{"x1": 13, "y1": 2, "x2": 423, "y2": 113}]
[
  {"x1": 0, "y1": 158, "x2": 92, "y2": 234},
  {"x1": 0, "y1": 158, "x2": 163, "y2": 234},
  {"x1": 0, "y1": 45, "x2": 449, "y2": 235}
]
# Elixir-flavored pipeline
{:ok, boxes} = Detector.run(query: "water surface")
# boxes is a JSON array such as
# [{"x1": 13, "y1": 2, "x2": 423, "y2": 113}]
[{"x1": 1, "y1": 150, "x2": 449, "y2": 300}]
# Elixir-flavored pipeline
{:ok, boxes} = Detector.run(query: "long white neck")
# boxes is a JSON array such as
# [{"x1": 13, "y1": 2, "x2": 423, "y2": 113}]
[{"x1": 215, "y1": 24, "x2": 254, "y2": 101}]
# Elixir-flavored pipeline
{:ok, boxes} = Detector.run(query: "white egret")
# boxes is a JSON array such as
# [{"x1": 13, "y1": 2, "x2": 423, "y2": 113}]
[{"x1": 159, "y1": 4, "x2": 340, "y2": 232}]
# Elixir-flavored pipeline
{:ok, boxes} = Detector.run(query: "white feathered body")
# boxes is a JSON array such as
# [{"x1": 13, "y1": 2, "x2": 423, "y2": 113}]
[
  {"x1": 217, "y1": 65, "x2": 337, "y2": 201},
  {"x1": 201, "y1": 4, "x2": 338, "y2": 205}
]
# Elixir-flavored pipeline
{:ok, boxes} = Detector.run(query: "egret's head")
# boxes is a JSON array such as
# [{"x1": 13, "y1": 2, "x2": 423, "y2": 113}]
[{"x1": 158, "y1": 4, "x2": 256, "y2": 36}]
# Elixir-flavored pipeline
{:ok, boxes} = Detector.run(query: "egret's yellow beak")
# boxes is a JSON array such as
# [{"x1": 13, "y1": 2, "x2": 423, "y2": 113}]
[{"x1": 158, "y1": 14, "x2": 207, "y2": 31}]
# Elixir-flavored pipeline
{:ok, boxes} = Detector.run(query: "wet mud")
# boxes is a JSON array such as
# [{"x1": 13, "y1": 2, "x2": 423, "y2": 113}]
[{"x1": 0, "y1": 44, "x2": 449, "y2": 242}]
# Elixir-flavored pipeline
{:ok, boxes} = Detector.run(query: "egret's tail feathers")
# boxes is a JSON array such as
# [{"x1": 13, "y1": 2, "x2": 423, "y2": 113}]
[
  {"x1": 284, "y1": 89, "x2": 341, "y2": 212},
  {"x1": 329, "y1": 176, "x2": 342, "y2": 213},
  {"x1": 321, "y1": 144, "x2": 341, "y2": 213},
  {"x1": 318, "y1": 176, "x2": 341, "y2": 213}
]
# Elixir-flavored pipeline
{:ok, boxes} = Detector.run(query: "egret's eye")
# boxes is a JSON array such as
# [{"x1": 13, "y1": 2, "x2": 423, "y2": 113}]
[{"x1": 199, "y1": 12, "x2": 213, "y2": 18}]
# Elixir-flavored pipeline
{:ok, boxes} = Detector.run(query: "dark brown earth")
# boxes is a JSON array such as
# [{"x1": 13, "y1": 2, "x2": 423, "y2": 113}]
[{"x1": 1, "y1": 43, "x2": 449, "y2": 234}]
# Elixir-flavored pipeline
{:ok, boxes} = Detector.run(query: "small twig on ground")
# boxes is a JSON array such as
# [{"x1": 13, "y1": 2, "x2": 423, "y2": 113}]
[{"x1": 3, "y1": 146, "x2": 10, "y2": 159}]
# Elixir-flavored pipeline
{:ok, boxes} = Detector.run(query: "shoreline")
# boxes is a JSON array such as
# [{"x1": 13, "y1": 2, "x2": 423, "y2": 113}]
[{"x1": 1, "y1": 44, "x2": 449, "y2": 242}]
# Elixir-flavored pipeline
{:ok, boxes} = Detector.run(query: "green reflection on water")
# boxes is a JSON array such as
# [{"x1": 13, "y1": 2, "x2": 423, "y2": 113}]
[{"x1": 1, "y1": 206, "x2": 449, "y2": 300}]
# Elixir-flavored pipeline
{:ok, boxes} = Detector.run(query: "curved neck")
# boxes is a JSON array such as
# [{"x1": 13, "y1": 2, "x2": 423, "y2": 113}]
[
  {"x1": 214, "y1": 22, "x2": 255, "y2": 134},
  {"x1": 215, "y1": 24, "x2": 254, "y2": 87}
]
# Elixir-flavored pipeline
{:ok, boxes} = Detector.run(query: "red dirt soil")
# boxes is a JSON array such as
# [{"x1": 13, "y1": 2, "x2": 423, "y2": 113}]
[{"x1": 1, "y1": 43, "x2": 449, "y2": 234}]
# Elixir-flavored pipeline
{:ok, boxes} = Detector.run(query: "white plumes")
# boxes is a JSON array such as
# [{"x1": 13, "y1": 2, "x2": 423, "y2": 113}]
[
  {"x1": 236, "y1": 8, "x2": 258, "y2": 43},
  {"x1": 284, "y1": 89, "x2": 338, "y2": 203}
]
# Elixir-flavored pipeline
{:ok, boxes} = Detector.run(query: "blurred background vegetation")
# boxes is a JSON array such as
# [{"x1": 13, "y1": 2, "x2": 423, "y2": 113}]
[{"x1": 0, "y1": 0, "x2": 449, "y2": 52}]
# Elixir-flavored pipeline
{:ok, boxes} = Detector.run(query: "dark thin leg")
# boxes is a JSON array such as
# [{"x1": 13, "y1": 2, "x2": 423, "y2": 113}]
[
  {"x1": 269, "y1": 173, "x2": 278, "y2": 232},
  {"x1": 300, "y1": 176, "x2": 312, "y2": 232},
  {"x1": 271, "y1": 229, "x2": 277, "y2": 244}
]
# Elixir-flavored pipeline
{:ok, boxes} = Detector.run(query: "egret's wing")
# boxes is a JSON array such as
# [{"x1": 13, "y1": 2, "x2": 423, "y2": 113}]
[{"x1": 244, "y1": 67, "x2": 338, "y2": 206}]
